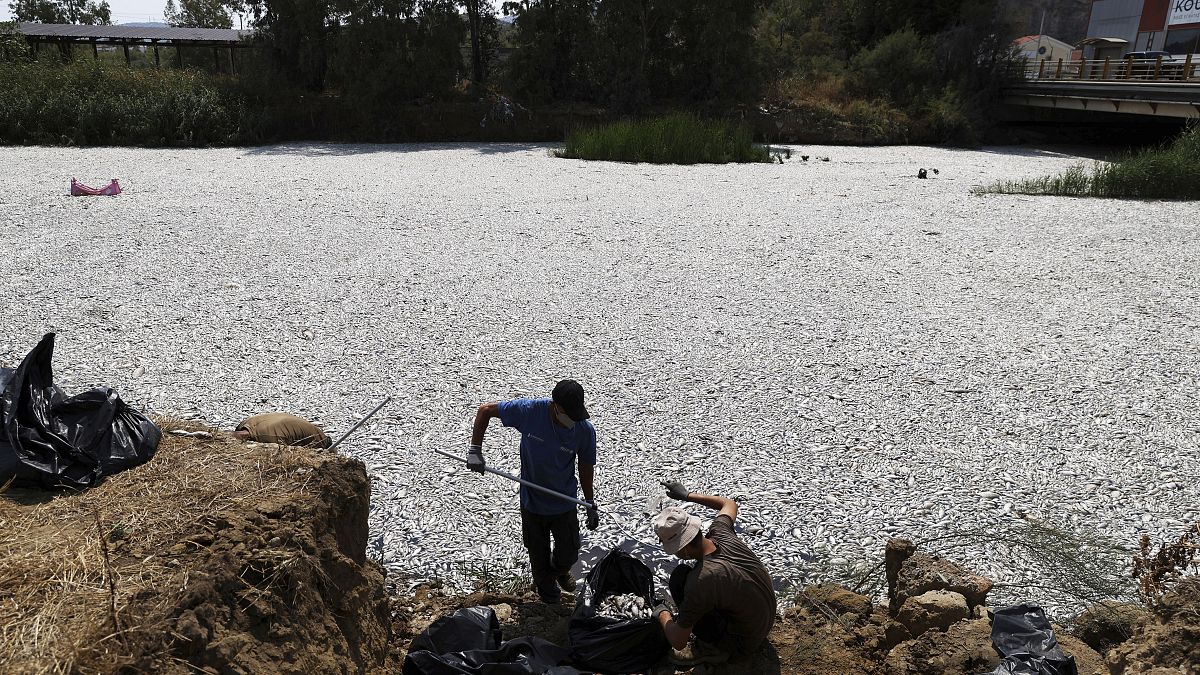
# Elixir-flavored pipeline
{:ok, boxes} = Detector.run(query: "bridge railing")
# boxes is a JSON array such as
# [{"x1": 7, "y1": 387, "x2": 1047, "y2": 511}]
[{"x1": 1012, "y1": 55, "x2": 1199, "y2": 83}]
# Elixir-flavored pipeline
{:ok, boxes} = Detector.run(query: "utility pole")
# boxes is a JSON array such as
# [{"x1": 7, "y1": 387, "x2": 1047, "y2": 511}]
[{"x1": 1035, "y1": 8, "x2": 1045, "y2": 59}]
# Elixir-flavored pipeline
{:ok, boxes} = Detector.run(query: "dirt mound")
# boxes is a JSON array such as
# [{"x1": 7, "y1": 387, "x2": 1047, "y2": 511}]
[
  {"x1": 0, "y1": 418, "x2": 390, "y2": 674},
  {"x1": 1105, "y1": 578, "x2": 1200, "y2": 674}
]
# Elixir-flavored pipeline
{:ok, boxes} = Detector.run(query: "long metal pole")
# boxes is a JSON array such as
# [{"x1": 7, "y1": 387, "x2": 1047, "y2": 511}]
[
  {"x1": 433, "y1": 448, "x2": 593, "y2": 509},
  {"x1": 329, "y1": 396, "x2": 392, "y2": 451}
]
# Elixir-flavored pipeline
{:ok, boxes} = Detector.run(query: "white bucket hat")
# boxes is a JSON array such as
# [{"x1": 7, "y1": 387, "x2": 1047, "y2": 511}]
[{"x1": 654, "y1": 506, "x2": 702, "y2": 555}]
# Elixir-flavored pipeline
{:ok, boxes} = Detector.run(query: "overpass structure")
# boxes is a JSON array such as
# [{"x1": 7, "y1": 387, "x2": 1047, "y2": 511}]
[{"x1": 1004, "y1": 57, "x2": 1200, "y2": 118}]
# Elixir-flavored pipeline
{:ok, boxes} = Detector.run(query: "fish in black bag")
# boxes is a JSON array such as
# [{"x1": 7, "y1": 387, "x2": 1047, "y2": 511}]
[{"x1": 568, "y1": 548, "x2": 670, "y2": 674}]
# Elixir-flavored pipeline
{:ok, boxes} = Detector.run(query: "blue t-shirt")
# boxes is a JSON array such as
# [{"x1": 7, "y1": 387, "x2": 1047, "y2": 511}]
[{"x1": 497, "y1": 398, "x2": 597, "y2": 515}]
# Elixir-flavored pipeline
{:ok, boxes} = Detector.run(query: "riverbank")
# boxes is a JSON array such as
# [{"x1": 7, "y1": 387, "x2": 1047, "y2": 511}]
[{"x1": 3, "y1": 427, "x2": 1195, "y2": 672}]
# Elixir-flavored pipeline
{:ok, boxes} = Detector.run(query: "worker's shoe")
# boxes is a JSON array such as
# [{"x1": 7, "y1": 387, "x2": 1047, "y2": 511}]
[
  {"x1": 557, "y1": 573, "x2": 577, "y2": 592},
  {"x1": 534, "y1": 580, "x2": 561, "y2": 605},
  {"x1": 669, "y1": 639, "x2": 730, "y2": 667}
]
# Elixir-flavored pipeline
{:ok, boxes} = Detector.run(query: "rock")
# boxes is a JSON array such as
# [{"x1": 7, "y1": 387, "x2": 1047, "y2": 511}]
[
  {"x1": 490, "y1": 603, "x2": 514, "y2": 623},
  {"x1": 886, "y1": 538, "x2": 918, "y2": 604},
  {"x1": 896, "y1": 590, "x2": 970, "y2": 637},
  {"x1": 884, "y1": 618, "x2": 1000, "y2": 675},
  {"x1": 798, "y1": 584, "x2": 873, "y2": 623},
  {"x1": 887, "y1": 540, "x2": 993, "y2": 613},
  {"x1": 1069, "y1": 601, "x2": 1146, "y2": 654},
  {"x1": 882, "y1": 620, "x2": 913, "y2": 650}
]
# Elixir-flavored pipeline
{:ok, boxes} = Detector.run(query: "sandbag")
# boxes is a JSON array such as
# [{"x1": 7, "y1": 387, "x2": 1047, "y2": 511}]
[
  {"x1": 402, "y1": 606, "x2": 581, "y2": 675},
  {"x1": 568, "y1": 548, "x2": 670, "y2": 674},
  {"x1": 981, "y1": 604, "x2": 1078, "y2": 675},
  {"x1": 0, "y1": 333, "x2": 161, "y2": 489}
]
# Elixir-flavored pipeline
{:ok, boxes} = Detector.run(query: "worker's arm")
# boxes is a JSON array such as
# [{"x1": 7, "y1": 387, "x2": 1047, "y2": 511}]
[
  {"x1": 578, "y1": 460, "x2": 595, "y2": 502},
  {"x1": 657, "y1": 608, "x2": 693, "y2": 651},
  {"x1": 470, "y1": 402, "x2": 500, "y2": 445},
  {"x1": 467, "y1": 402, "x2": 500, "y2": 472},
  {"x1": 662, "y1": 481, "x2": 738, "y2": 523}
]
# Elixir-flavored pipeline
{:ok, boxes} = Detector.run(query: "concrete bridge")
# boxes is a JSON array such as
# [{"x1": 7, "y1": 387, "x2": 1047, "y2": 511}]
[{"x1": 1004, "y1": 57, "x2": 1200, "y2": 119}]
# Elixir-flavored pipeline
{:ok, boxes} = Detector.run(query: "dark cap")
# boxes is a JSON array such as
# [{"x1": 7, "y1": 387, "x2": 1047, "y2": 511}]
[{"x1": 552, "y1": 379, "x2": 589, "y2": 421}]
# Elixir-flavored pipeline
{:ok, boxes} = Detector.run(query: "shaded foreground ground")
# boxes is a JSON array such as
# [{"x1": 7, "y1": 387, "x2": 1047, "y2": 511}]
[{"x1": 2, "y1": 426, "x2": 1196, "y2": 673}]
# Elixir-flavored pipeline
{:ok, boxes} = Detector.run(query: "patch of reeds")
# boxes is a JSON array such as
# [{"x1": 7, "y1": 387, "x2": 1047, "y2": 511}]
[
  {"x1": 0, "y1": 61, "x2": 247, "y2": 146},
  {"x1": 556, "y1": 113, "x2": 772, "y2": 164},
  {"x1": 976, "y1": 125, "x2": 1200, "y2": 200}
]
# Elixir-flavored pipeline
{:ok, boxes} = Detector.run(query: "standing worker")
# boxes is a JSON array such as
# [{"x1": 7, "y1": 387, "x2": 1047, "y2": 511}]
[
  {"x1": 651, "y1": 480, "x2": 776, "y2": 666},
  {"x1": 234, "y1": 412, "x2": 331, "y2": 448},
  {"x1": 468, "y1": 379, "x2": 599, "y2": 604}
]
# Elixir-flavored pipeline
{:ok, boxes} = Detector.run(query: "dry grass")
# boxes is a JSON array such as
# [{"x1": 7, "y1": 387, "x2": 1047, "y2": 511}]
[{"x1": 0, "y1": 416, "x2": 321, "y2": 674}]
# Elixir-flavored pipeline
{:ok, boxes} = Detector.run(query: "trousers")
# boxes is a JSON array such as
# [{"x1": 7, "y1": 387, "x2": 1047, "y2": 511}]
[{"x1": 520, "y1": 508, "x2": 580, "y2": 596}]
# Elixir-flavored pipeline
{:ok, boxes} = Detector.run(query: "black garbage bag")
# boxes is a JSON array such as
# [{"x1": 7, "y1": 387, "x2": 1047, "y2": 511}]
[
  {"x1": 402, "y1": 606, "x2": 581, "y2": 675},
  {"x1": 0, "y1": 333, "x2": 161, "y2": 489},
  {"x1": 568, "y1": 548, "x2": 671, "y2": 674},
  {"x1": 981, "y1": 604, "x2": 1078, "y2": 675}
]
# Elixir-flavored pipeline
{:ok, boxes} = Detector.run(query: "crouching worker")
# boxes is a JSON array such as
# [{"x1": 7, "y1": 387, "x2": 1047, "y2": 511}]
[
  {"x1": 233, "y1": 412, "x2": 331, "y2": 448},
  {"x1": 652, "y1": 481, "x2": 776, "y2": 667}
]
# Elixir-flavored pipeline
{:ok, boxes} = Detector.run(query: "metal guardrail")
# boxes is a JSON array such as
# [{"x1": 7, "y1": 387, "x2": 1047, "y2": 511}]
[{"x1": 1013, "y1": 56, "x2": 1199, "y2": 83}]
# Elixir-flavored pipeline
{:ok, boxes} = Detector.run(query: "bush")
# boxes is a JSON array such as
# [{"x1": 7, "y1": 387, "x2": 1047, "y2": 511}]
[
  {"x1": 923, "y1": 85, "x2": 979, "y2": 146},
  {"x1": 555, "y1": 113, "x2": 771, "y2": 164},
  {"x1": 978, "y1": 125, "x2": 1200, "y2": 200},
  {"x1": 850, "y1": 28, "x2": 936, "y2": 109}
]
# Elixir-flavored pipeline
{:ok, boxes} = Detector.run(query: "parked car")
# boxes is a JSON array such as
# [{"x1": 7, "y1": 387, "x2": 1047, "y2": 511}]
[
  {"x1": 1123, "y1": 50, "x2": 1177, "y2": 61},
  {"x1": 1120, "y1": 51, "x2": 1186, "y2": 79}
]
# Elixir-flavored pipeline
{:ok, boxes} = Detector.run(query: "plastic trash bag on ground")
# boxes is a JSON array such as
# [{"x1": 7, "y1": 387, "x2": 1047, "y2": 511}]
[
  {"x1": 402, "y1": 606, "x2": 581, "y2": 675},
  {"x1": 981, "y1": 603, "x2": 1078, "y2": 675},
  {"x1": 0, "y1": 333, "x2": 161, "y2": 489},
  {"x1": 568, "y1": 548, "x2": 670, "y2": 674}
]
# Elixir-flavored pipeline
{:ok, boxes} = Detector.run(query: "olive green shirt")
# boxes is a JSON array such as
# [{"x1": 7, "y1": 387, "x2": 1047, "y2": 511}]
[
  {"x1": 675, "y1": 514, "x2": 776, "y2": 653},
  {"x1": 236, "y1": 413, "x2": 331, "y2": 448}
]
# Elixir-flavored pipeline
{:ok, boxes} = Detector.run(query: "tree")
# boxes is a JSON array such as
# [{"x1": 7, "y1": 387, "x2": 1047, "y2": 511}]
[
  {"x1": 164, "y1": 0, "x2": 234, "y2": 28},
  {"x1": 232, "y1": 0, "x2": 336, "y2": 90},
  {"x1": 9, "y1": 0, "x2": 112, "y2": 24},
  {"x1": 501, "y1": 0, "x2": 599, "y2": 102}
]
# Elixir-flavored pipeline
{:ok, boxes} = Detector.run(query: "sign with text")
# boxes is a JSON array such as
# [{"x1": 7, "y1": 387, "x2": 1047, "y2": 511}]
[{"x1": 1169, "y1": 0, "x2": 1200, "y2": 26}]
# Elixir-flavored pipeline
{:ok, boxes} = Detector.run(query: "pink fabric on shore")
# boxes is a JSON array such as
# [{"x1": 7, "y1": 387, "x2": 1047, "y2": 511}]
[{"x1": 70, "y1": 178, "x2": 122, "y2": 196}]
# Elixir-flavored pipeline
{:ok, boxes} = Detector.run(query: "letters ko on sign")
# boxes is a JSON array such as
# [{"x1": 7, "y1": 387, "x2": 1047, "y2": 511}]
[{"x1": 1170, "y1": 0, "x2": 1200, "y2": 25}]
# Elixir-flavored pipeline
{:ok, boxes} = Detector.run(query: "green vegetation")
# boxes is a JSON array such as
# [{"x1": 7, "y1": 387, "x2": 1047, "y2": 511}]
[
  {"x1": 9, "y1": 0, "x2": 111, "y2": 25},
  {"x1": 978, "y1": 126, "x2": 1200, "y2": 200},
  {"x1": 0, "y1": 60, "x2": 246, "y2": 145},
  {"x1": 556, "y1": 114, "x2": 771, "y2": 164},
  {"x1": 0, "y1": 0, "x2": 1019, "y2": 147}
]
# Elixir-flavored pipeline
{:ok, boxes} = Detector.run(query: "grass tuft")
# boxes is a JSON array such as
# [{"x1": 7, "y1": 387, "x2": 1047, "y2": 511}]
[
  {"x1": 976, "y1": 125, "x2": 1200, "y2": 200},
  {"x1": 556, "y1": 113, "x2": 772, "y2": 165}
]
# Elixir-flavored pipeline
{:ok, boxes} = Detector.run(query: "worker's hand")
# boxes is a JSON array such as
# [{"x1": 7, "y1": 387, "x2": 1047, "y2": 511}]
[
  {"x1": 661, "y1": 480, "x2": 690, "y2": 501},
  {"x1": 467, "y1": 444, "x2": 485, "y2": 474},
  {"x1": 653, "y1": 602, "x2": 672, "y2": 620},
  {"x1": 585, "y1": 500, "x2": 599, "y2": 531}
]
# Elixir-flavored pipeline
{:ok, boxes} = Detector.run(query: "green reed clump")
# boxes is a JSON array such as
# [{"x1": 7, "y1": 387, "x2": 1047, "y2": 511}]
[
  {"x1": 556, "y1": 113, "x2": 771, "y2": 164},
  {"x1": 977, "y1": 125, "x2": 1200, "y2": 200},
  {"x1": 0, "y1": 60, "x2": 249, "y2": 146}
]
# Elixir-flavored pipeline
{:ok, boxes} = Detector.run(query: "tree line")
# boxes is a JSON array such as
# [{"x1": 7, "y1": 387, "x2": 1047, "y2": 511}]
[{"x1": 8, "y1": 0, "x2": 1020, "y2": 141}]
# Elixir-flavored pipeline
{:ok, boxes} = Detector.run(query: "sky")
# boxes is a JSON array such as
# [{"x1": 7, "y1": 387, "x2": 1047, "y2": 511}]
[{"x1": 2, "y1": 0, "x2": 195, "y2": 23}]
